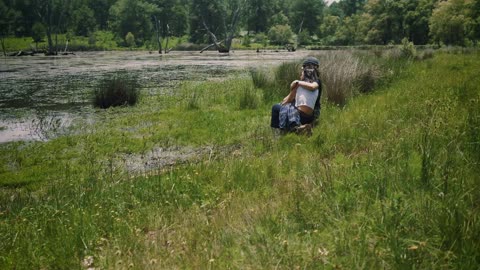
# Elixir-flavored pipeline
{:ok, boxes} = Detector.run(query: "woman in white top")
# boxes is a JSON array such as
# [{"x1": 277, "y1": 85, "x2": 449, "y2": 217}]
[{"x1": 271, "y1": 57, "x2": 322, "y2": 134}]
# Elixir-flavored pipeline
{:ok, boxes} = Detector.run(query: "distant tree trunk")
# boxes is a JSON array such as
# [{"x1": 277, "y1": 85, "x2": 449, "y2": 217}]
[
  {"x1": 46, "y1": 26, "x2": 55, "y2": 55},
  {"x1": 64, "y1": 39, "x2": 69, "y2": 52},
  {"x1": 45, "y1": 1, "x2": 55, "y2": 55},
  {"x1": 164, "y1": 24, "x2": 170, "y2": 54},
  {"x1": 55, "y1": 32, "x2": 59, "y2": 54},
  {"x1": 153, "y1": 16, "x2": 162, "y2": 54},
  {"x1": 0, "y1": 37, "x2": 6, "y2": 56},
  {"x1": 296, "y1": 18, "x2": 304, "y2": 47}
]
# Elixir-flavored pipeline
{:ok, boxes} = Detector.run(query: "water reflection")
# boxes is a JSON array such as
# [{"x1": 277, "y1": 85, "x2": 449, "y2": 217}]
[{"x1": 0, "y1": 50, "x2": 313, "y2": 143}]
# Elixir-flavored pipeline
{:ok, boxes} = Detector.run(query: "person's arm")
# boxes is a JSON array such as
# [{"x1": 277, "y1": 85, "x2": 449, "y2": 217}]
[
  {"x1": 282, "y1": 81, "x2": 299, "y2": 105},
  {"x1": 295, "y1": 80, "x2": 319, "y2": 91}
]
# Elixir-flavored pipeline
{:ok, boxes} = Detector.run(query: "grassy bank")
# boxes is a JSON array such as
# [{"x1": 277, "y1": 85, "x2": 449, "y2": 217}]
[
  {"x1": 2, "y1": 34, "x2": 284, "y2": 53},
  {"x1": 1, "y1": 34, "x2": 190, "y2": 52},
  {"x1": 1, "y1": 52, "x2": 479, "y2": 269}
]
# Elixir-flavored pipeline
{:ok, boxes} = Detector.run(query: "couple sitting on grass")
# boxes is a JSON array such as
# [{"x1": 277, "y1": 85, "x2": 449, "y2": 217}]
[{"x1": 271, "y1": 56, "x2": 322, "y2": 136}]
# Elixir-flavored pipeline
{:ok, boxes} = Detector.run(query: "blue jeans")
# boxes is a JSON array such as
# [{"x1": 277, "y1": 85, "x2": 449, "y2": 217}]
[{"x1": 270, "y1": 103, "x2": 314, "y2": 129}]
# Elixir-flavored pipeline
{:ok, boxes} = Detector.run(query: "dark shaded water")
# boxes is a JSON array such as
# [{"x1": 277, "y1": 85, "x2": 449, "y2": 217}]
[{"x1": 0, "y1": 50, "x2": 312, "y2": 143}]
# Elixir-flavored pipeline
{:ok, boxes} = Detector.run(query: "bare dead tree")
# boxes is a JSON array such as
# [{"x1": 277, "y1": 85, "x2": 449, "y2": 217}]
[
  {"x1": 200, "y1": 0, "x2": 245, "y2": 53},
  {"x1": 201, "y1": 19, "x2": 226, "y2": 52},
  {"x1": 164, "y1": 24, "x2": 170, "y2": 54}
]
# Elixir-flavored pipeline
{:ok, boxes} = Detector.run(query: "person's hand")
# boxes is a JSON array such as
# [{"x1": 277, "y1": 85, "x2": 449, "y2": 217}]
[{"x1": 290, "y1": 80, "x2": 299, "y2": 88}]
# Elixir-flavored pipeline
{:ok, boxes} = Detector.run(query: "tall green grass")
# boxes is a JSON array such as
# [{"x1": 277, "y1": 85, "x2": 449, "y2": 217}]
[
  {"x1": 250, "y1": 51, "x2": 398, "y2": 107},
  {"x1": 1, "y1": 51, "x2": 479, "y2": 269}
]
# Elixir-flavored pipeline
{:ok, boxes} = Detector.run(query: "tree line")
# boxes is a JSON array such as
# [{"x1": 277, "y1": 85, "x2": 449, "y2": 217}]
[{"x1": 1, "y1": 0, "x2": 479, "y2": 54}]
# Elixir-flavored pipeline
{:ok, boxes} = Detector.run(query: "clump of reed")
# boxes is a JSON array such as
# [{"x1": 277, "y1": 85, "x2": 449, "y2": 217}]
[
  {"x1": 318, "y1": 52, "x2": 381, "y2": 106},
  {"x1": 186, "y1": 91, "x2": 200, "y2": 110},
  {"x1": 274, "y1": 62, "x2": 301, "y2": 90},
  {"x1": 249, "y1": 53, "x2": 382, "y2": 106},
  {"x1": 250, "y1": 63, "x2": 300, "y2": 102},
  {"x1": 93, "y1": 73, "x2": 140, "y2": 109},
  {"x1": 415, "y1": 49, "x2": 435, "y2": 61},
  {"x1": 239, "y1": 84, "x2": 260, "y2": 110},
  {"x1": 249, "y1": 68, "x2": 270, "y2": 89}
]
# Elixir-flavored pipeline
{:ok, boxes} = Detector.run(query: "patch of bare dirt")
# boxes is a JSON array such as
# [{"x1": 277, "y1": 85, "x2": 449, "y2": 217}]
[{"x1": 122, "y1": 144, "x2": 240, "y2": 175}]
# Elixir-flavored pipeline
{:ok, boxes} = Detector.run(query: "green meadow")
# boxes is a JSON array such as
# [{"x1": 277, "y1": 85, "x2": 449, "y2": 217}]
[{"x1": 1, "y1": 51, "x2": 479, "y2": 269}]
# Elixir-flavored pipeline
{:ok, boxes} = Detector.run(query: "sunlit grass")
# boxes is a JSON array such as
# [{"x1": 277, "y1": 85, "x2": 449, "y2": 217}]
[{"x1": 1, "y1": 52, "x2": 479, "y2": 269}]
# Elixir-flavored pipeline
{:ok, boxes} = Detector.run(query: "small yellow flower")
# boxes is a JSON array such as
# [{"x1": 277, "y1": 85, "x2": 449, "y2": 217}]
[
  {"x1": 318, "y1": 247, "x2": 329, "y2": 256},
  {"x1": 408, "y1": 245, "x2": 418, "y2": 250}
]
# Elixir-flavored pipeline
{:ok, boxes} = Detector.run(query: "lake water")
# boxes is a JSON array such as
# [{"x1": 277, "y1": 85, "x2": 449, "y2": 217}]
[{"x1": 0, "y1": 50, "x2": 313, "y2": 143}]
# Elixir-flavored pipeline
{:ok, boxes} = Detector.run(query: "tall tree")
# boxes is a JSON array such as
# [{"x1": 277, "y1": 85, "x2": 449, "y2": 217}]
[
  {"x1": 338, "y1": 0, "x2": 366, "y2": 16},
  {"x1": 87, "y1": 0, "x2": 115, "y2": 30},
  {"x1": 473, "y1": 0, "x2": 480, "y2": 40},
  {"x1": 319, "y1": 14, "x2": 341, "y2": 44},
  {"x1": 245, "y1": 0, "x2": 274, "y2": 33},
  {"x1": 290, "y1": 0, "x2": 325, "y2": 35},
  {"x1": 338, "y1": 0, "x2": 367, "y2": 16},
  {"x1": 429, "y1": 0, "x2": 476, "y2": 45},
  {"x1": 336, "y1": 14, "x2": 362, "y2": 44},
  {"x1": 109, "y1": 0, "x2": 159, "y2": 46},
  {"x1": 168, "y1": 1, "x2": 189, "y2": 36},
  {"x1": 403, "y1": 0, "x2": 437, "y2": 45},
  {"x1": 70, "y1": 4, "x2": 96, "y2": 36},
  {"x1": 362, "y1": 0, "x2": 407, "y2": 44},
  {"x1": 0, "y1": 0, "x2": 11, "y2": 55},
  {"x1": 31, "y1": 21, "x2": 46, "y2": 50},
  {"x1": 189, "y1": 0, "x2": 224, "y2": 44},
  {"x1": 5, "y1": 0, "x2": 32, "y2": 37},
  {"x1": 325, "y1": 1, "x2": 345, "y2": 17},
  {"x1": 150, "y1": 0, "x2": 188, "y2": 37},
  {"x1": 32, "y1": 0, "x2": 71, "y2": 55}
]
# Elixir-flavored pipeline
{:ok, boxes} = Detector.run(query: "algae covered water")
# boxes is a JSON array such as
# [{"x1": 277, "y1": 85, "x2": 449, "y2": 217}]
[{"x1": 0, "y1": 50, "x2": 311, "y2": 143}]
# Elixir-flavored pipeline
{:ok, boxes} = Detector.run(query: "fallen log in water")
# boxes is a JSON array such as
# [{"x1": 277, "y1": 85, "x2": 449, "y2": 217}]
[
  {"x1": 8, "y1": 50, "x2": 49, "y2": 56},
  {"x1": 9, "y1": 51, "x2": 35, "y2": 56}
]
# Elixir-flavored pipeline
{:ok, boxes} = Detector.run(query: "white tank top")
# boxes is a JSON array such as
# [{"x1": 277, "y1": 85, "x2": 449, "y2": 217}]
[{"x1": 295, "y1": 86, "x2": 319, "y2": 109}]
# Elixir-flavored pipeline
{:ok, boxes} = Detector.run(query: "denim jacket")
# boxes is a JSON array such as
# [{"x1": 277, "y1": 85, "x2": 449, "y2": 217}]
[{"x1": 279, "y1": 103, "x2": 300, "y2": 130}]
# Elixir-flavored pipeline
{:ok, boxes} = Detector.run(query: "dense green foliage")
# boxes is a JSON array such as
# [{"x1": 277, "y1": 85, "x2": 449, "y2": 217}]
[
  {"x1": 1, "y1": 51, "x2": 479, "y2": 268},
  {"x1": 1, "y1": 0, "x2": 480, "y2": 52}
]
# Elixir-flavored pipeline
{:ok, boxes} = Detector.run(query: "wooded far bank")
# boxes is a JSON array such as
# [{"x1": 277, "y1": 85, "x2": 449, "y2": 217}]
[{"x1": 1, "y1": 0, "x2": 480, "y2": 55}]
